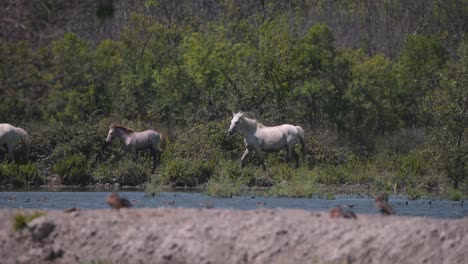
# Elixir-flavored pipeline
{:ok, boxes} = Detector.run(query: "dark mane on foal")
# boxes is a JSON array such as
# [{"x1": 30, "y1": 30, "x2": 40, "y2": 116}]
[{"x1": 111, "y1": 124, "x2": 134, "y2": 133}]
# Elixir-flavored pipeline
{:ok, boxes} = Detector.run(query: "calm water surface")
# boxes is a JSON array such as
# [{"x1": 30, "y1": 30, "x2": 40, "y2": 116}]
[{"x1": 0, "y1": 191, "x2": 466, "y2": 219}]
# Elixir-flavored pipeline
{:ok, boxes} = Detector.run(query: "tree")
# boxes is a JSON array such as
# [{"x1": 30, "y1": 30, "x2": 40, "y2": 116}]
[
  {"x1": 426, "y1": 38, "x2": 468, "y2": 188},
  {"x1": 343, "y1": 50, "x2": 397, "y2": 144},
  {"x1": 393, "y1": 34, "x2": 448, "y2": 127},
  {"x1": 43, "y1": 33, "x2": 96, "y2": 122}
]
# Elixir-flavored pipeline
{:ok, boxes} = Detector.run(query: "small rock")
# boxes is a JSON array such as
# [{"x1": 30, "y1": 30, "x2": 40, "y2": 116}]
[
  {"x1": 27, "y1": 219, "x2": 55, "y2": 242},
  {"x1": 81, "y1": 227, "x2": 97, "y2": 237}
]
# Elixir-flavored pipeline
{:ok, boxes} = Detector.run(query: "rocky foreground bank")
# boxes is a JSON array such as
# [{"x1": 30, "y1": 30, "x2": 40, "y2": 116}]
[{"x1": 0, "y1": 208, "x2": 467, "y2": 264}]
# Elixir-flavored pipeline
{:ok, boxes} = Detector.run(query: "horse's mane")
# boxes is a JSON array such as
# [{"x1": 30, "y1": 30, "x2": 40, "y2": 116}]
[
  {"x1": 242, "y1": 116, "x2": 265, "y2": 129},
  {"x1": 111, "y1": 124, "x2": 134, "y2": 133}
]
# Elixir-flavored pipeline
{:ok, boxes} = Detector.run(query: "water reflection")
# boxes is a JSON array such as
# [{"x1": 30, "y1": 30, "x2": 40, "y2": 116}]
[{"x1": 0, "y1": 191, "x2": 466, "y2": 219}]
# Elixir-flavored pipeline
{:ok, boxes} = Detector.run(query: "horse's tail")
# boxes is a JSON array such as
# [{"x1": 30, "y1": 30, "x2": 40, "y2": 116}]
[
  {"x1": 17, "y1": 127, "x2": 30, "y2": 160},
  {"x1": 296, "y1": 126, "x2": 306, "y2": 161},
  {"x1": 159, "y1": 133, "x2": 166, "y2": 151}
]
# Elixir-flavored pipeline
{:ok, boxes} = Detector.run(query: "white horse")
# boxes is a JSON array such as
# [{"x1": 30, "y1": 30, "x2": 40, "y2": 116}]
[
  {"x1": 228, "y1": 112, "x2": 306, "y2": 169},
  {"x1": 0, "y1": 123, "x2": 30, "y2": 163},
  {"x1": 106, "y1": 124, "x2": 166, "y2": 173}
]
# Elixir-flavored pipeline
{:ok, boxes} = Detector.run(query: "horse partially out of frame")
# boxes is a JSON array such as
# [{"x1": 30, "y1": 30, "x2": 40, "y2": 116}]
[
  {"x1": 0, "y1": 123, "x2": 30, "y2": 163},
  {"x1": 228, "y1": 112, "x2": 306, "y2": 169},
  {"x1": 106, "y1": 124, "x2": 166, "y2": 173}
]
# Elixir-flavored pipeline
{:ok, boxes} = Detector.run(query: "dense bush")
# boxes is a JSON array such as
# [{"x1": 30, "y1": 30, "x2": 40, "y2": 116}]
[
  {"x1": 93, "y1": 156, "x2": 151, "y2": 186},
  {"x1": 161, "y1": 158, "x2": 215, "y2": 187},
  {"x1": 52, "y1": 154, "x2": 90, "y2": 185},
  {"x1": 0, "y1": 163, "x2": 42, "y2": 187}
]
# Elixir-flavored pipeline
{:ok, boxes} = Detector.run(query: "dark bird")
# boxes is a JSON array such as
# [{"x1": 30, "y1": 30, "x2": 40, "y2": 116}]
[
  {"x1": 344, "y1": 204, "x2": 357, "y2": 208},
  {"x1": 256, "y1": 201, "x2": 266, "y2": 207},
  {"x1": 375, "y1": 194, "x2": 394, "y2": 215},
  {"x1": 106, "y1": 192, "x2": 132, "y2": 210},
  {"x1": 251, "y1": 194, "x2": 256, "y2": 199},
  {"x1": 329, "y1": 206, "x2": 357, "y2": 219},
  {"x1": 201, "y1": 201, "x2": 214, "y2": 209},
  {"x1": 64, "y1": 207, "x2": 80, "y2": 213},
  {"x1": 405, "y1": 201, "x2": 408, "y2": 205}
]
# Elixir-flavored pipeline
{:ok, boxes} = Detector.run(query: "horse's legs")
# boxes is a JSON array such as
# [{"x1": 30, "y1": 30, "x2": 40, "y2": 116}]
[
  {"x1": 7, "y1": 143, "x2": 15, "y2": 163},
  {"x1": 292, "y1": 148, "x2": 300, "y2": 167},
  {"x1": 149, "y1": 147, "x2": 157, "y2": 174},
  {"x1": 240, "y1": 149, "x2": 250, "y2": 168},
  {"x1": 253, "y1": 146, "x2": 266, "y2": 170},
  {"x1": 155, "y1": 149, "x2": 162, "y2": 163}
]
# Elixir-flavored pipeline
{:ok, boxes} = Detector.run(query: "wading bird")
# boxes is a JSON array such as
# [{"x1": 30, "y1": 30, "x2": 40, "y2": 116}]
[
  {"x1": 374, "y1": 194, "x2": 394, "y2": 215},
  {"x1": 106, "y1": 192, "x2": 132, "y2": 210},
  {"x1": 330, "y1": 206, "x2": 357, "y2": 219}
]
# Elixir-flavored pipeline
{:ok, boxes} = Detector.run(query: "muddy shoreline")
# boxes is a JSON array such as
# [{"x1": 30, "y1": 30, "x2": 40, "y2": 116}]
[{"x1": 1, "y1": 208, "x2": 467, "y2": 264}]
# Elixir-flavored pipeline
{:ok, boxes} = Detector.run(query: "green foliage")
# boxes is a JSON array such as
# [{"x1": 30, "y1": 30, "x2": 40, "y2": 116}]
[
  {"x1": 52, "y1": 153, "x2": 90, "y2": 185},
  {"x1": 1, "y1": 2, "x2": 466, "y2": 197},
  {"x1": 161, "y1": 158, "x2": 215, "y2": 187},
  {"x1": 0, "y1": 163, "x2": 42, "y2": 187},
  {"x1": 425, "y1": 38, "x2": 468, "y2": 188},
  {"x1": 93, "y1": 156, "x2": 151, "y2": 186},
  {"x1": 306, "y1": 136, "x2": 350, "y2": 168},
  {"x1": 43, "y1": 33, "x2": 98, "y2": 122},
  {"x1": 393, "y1": 34, "x2": 448, "y2": 126},
  {"x1": 268, "y1": 167, "x2": 317, "y2": 198},
  {"x1": 205, "y1": 174, "x2": 243, "y2": 197},
  {"x1": 170, "y1": 119, "x2": 243, "y2": 161},
  {"x1": 446, "y1": 188, "x2": 464, "y2": 201},
  {"x1": 13, "y1": 211, "x2": 45, "y2": 231}
]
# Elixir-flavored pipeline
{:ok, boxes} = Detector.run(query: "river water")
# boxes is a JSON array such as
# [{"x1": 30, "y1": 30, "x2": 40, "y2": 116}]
[{"x1": 0, "y1": 191, "x2": 466, "y2": 219}]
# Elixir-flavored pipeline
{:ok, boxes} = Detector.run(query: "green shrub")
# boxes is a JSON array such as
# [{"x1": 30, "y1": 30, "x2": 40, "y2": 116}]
[
  {"x1": 205, "y1": 175, "x2": 243, "y2": 197},
  {"x1": 446, "y1": 188, "x2": 464, "y2": 201},
  {"x1": 161, "y1": 158, "x2": 215, "y2": 187},
  {"x1": 13, "y1": 211, "x2": 45, "y2": 231},
  {"x1": 406, "y1": 186, "x2": 423, "y2": 200},
  {"x1": 169, "y1": 119, "x2": 243, "y2": 161},
  {"x1": 268, "y1": 168, "x2": 317, "y2": 197},
  {"x1": 305, "y1": 135, "x2": 351, "y2": 168},
  {"x1": 93, "y1": 156, "x2": 151, "y2": 185},
  {"x1": 0, "y1": 162, "x2": 42, "y2": 187},
  {"x1": 52, "y1": 154, "x2": 90, "y2": 185}
]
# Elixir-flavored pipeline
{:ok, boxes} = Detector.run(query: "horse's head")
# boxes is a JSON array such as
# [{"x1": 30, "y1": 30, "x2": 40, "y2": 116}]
[
  {"x1": 228, "y1": 111, "x2": 244, "y2": 135},
  {"x1": 106, "y1": 124, "x2": 116, "y2": 143}
]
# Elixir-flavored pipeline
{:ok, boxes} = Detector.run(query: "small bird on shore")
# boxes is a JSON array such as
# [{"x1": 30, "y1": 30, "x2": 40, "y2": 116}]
[
  {"x1": 64, "y1": 207, "x2": 80, "y2": 213},
  {"x1": 329, "y1": 206, "x2": 357, "y2": 219},
  {"x1": 106, "y1": 192, "x2": 132, "y2": 210},
  {"x1": 375, "y1": 194, "x2": 394, "y2": 215}
]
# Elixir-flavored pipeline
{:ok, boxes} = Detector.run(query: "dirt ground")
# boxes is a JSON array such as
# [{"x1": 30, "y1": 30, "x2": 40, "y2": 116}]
[{"x1": 0, "y1": 208, "x2": 467, "y2": 264}]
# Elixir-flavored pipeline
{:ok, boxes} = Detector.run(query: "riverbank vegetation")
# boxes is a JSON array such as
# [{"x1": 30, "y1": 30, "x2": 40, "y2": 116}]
[{"x1": 0, "y1": 0, "x2": 466, "y2": 199}]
